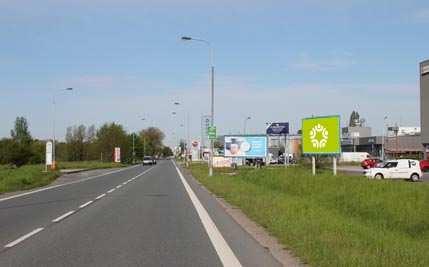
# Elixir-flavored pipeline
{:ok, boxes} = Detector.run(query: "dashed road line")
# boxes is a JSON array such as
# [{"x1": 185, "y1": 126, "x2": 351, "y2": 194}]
[
  {"x1": 95, "y1": 194, "x2": 106, "y2": 200},
  {"x1": 52, "y1": 211, "x2": 75, "y2": 223},
  {"x1": 79, "y1": 201, "x2": 93, "y2": 209},
  {"x1": 107, "y1": 188, "x2": 115, "y2": 194},
  {"x1": 116, "y1": 185, "x2": 122, "y2": 189},
  {"x1": 4, "y1": 228, "x2": 44, "y2": 248},
  {"x1": 0, "y1": 165, "x2": 140, "y2": 203}
]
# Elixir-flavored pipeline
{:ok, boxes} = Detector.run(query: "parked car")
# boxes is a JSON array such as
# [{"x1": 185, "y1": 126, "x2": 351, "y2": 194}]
[
  {"x1": 420, "y1": 160, "x2": 429, "y2": 172},
  {"x1": 364, "y1": 159, "x2": 422, "y2": 182},
  {"x1": 142, "y1": 156, "x2": 156, "y2": 165},
  {"x1": 361, "y1": 158, "x2": 383, "y2": 169}
]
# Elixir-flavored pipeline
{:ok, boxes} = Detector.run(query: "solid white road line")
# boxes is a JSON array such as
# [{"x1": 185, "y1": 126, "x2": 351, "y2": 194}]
[
  {"x1": 79, "y1": 200, "x2": 93, "y2": 209},
  {"x1": 4, "y1": 227, "x2": 44, "y2": 248},
  {"x1": 0, "y1": 165, "x2": 141, "y2": 203},
  {"x1": 172, "y1": 161, "x2": 242, "y2": 267},
  {"x1": 107, "y1": 188, "x2": 115, "y2": 194},
  {"x1": 52, "y1": 211, "x2": 75, "y2": 223},
  {"x1": 95, "y1": 194, "x2": 106, "y2": 200}
]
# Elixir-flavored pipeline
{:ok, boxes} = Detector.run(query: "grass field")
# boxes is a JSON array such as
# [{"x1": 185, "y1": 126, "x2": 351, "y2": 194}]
[
  {"x1": 0, "y1": 161, "x2": 127, "y2": 194},
  {"x1": 189, "y1": 163, "x2": 429, "y2": 267}
]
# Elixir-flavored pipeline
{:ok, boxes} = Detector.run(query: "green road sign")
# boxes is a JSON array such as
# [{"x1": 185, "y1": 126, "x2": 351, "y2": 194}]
[
  {"x1": 208, "y1": 126, "x2": 217, "y2": 140},
  {"x1": 302, "y1": 115, "x2": 341, "y2": 154}
]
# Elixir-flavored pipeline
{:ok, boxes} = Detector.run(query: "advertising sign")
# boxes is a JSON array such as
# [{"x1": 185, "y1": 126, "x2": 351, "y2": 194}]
[
  {"x1": 114, "y1": 147, "x2": 121, "y2": 163},
  {"x1": 224, "y1": 135, "x2": 268, "y2": 158},
  {"x1": 208, "y1": 126, "x2": 217, "y2": 140},
  {"x1": 266, "y1": 122, "x2": 289, "y2": 135},
  {"x1": 45, "y1": 141, "x2": 53, "y2": 166},
  {"x1": 302, "y1": 116, "x2": 341, "y2": 155}
]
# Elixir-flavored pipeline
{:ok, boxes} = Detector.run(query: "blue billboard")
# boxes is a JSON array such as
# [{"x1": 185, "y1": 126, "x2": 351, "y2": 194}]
[
  {"x1": 266, "y1": 122, "x2": 289, "y2": 135},
  {"x1": 224, "y1": 135, "x2": 268, "y2": 158}
]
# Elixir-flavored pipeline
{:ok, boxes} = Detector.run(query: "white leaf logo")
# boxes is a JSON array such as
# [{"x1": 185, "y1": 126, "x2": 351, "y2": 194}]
[{"x1": 309, "y1": 124, "x2": 329, "y2": 149}]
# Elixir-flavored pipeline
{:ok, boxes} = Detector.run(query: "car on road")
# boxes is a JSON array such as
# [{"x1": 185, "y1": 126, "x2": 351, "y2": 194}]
[
  {"x1": 420, "y1": 160, "x2": 429, "y2": 172},
  {"x1": 142, "y1": 156, "x2": 156, "y2": 165},
  {"x1": 364, "y1": 159, "x2": 422, "y2": 182},
  {"x1": 361, "y1": 158, "x2": 383, "y2": 169}
]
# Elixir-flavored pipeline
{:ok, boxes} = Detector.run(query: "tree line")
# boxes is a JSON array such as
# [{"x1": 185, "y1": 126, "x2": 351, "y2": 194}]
[{"x1": 0, "y1": 117, "x2": 173, "y2": 167}]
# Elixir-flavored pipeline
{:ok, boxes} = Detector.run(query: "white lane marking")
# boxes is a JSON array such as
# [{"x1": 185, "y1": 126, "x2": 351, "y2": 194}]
[
  {"x1": 4, "y1": 227, "x2": 45, "y2": 248},
  {"x1": 122, "y1": 182, "x2": 127, "y2": 185},
  {"x1": 107, "y1": 188, "x2": 115, "y2": 194},
  {"x1": 0, "y1": 165, "x2": 141, "y2": 203},
  {"x1": 79, "y1": 200, "x2": 93, "y2": 209},
  {"x1": 95, "y1": 194, "x2": 106, "y2": 200},
  {"x1": 172, "y1": 161, "x2": 242, "y2": 267},
  {"x1": 116, "y1": 185, "x2": 122, "y2": 189},
  {"x1": 52, "y1": 211, "x2": 75, "y2": 223}
]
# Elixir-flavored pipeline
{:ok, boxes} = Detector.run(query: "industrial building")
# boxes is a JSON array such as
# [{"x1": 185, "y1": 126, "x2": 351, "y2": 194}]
[{"x1": 421, "y1": 59, "x2": 429, "y2": 159}]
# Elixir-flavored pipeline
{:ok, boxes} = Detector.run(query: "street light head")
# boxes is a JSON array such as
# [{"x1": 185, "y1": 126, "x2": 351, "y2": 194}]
[
  {"x1": 65, "y1": 88, "x2": 73, "y2": 91},
  {"x1": 174, "y1": 102, "x2": 180, "y2": 105},
  {"x1": 181, "y1": 36, "x2": 192, "y2": 41}
]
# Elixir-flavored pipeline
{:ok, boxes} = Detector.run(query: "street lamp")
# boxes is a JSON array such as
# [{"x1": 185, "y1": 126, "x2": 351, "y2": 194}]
[
  {"x1": 381, "y1": 116, "x2": 388, "y2": 160},
  {"x1": 141, "y1": 118, "x2": 146, "y2": 157},
  {"x1": 243, "y1": 116, "x2": 251, "y2": 135},
  {"x1": 52, "y1": 87, "x2": 73, "y2": 170},
  {"x1": 181, "y1": 35, "x2": 215, "y2": 176}
]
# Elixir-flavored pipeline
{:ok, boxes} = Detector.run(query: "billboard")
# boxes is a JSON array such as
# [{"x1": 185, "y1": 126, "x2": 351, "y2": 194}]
[
  {"x1": 302, "y1": 116, "x2": 341, "y2": 155},
  {"x1": 114, "y1": 147, "x2": 121, "y2": 163},
  {"x1": 266, "y1": 122, "x2": 289, "y2": 135},
  {"x1": 224, "y1": 135, "x2": 267, "y2": 158}
]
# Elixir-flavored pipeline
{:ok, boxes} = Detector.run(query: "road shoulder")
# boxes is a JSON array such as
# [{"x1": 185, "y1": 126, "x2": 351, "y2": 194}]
[{"x1": 178, "y1": 164, "x2": 304, "y2": 267}]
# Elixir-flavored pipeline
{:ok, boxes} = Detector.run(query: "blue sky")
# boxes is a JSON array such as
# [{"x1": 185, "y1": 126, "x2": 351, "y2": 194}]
[{"x1": 1, "y1": 0, "x2": 428, "y2": 146}]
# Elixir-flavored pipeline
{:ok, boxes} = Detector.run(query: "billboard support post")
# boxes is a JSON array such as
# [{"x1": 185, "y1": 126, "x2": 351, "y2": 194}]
[
  {"x1": 312, "y1": 156, "x2": 316, "y2": 175},
  {"x1": 333, "y1": 156, "x2": 337, "y2": 176},
  {"x1": 284, "y1": 134, "x2": 288, "y2": 167}
]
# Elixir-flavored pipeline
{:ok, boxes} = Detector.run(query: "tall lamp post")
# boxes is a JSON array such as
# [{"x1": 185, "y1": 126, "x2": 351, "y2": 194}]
[
  {"x1": 243, "y1": 116, "x2": 251, "y2": 135},
  {"x1": 381, "y1": 116, "x2": 388, "y2": 160},
  {"x1": 52, "y1": 87, "x2": 73, "y2": 170},
  {"x1": 141, "y1": 118, "x2": 146, "y2": 158},
  {"x1": 181, "y1": 36, "x2": 214, "y2": 176}
]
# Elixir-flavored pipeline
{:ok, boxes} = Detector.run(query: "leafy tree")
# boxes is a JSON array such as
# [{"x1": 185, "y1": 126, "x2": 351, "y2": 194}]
[
  {"x1": 65, "y1": 125, "x2": 87, "y2": 161},
  {"x1": 11, "y1": 116, "x2": 32, "y2": 144},
  {"x1": 161, "y1": 146, "x2": 173, "y2": 157},
  {"x1": 96, "y1": 123, "x2": 130, "y2": 162},
  {"x1": 139, "y1": 127, "x2": 165, "y2": 156}
]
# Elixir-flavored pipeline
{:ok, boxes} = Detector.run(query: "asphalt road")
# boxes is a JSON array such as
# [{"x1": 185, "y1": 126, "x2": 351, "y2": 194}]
[{"x1": 0, "y1": 160, "x2": 281, "y2": 267}]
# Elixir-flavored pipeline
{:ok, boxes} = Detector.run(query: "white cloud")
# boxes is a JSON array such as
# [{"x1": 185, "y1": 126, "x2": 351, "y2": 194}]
[
  {"x1": 414, "y1": 8, "x2": 429, "y2": 23},
  {"x1": 290, "y1": 52, "x2": 356, "y2": 72}
]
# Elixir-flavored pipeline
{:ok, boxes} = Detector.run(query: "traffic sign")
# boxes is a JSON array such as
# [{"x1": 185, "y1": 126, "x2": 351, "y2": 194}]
[{"x1": 208, "y1": 126, "x2": 217, "y2": 140}]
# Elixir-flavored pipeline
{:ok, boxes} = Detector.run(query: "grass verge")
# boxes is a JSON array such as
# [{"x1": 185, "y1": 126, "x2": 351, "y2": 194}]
[
  {"x1": 0, "y1": 161, "x2": 127, "y2": 194},
  {"x1": 188, "y1": 163, "x2": 429, "y2": 267}
]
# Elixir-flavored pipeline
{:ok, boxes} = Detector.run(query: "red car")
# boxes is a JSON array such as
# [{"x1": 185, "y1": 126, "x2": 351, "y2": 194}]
[
  {"x1": 420, "y1": 160, "x2": 429, "y2": 172},
  {"x1": 361, "y1": 158, "x2": 383, "y2": 169}
]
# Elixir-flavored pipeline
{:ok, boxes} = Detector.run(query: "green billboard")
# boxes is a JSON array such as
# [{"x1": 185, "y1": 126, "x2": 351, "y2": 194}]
[{"x1": 302, "y1": 115, "x2": 341, "y2": 155}]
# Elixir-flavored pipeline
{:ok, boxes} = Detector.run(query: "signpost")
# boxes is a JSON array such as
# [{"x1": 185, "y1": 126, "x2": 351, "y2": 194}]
[
  {"x1": 208, "y1": 126, "x2": 217, "y2": 140},
  {"x1": 45, "y1": 141, "x2": 53, "y2": 171},
  {"x1": 302, "y1": 115, "x2": 341, "y2": 175}
]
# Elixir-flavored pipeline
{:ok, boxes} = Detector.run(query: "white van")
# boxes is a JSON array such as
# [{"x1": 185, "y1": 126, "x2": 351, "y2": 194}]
[{"x1": 364, "y1": 159, "x2": 422, "y2": 182}]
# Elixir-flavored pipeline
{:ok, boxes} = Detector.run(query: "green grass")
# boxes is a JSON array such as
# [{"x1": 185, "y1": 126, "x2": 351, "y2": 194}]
[
  {"x1": 0, "y1": 161, "x2": 128, "y2": 194},
  {"x1": 0, "y1": 165, "x2": 59, "y2": 194},
  {"x1": 188, "y1": 163, "x2": 429, "y2": 267},
  {"x1": 57, "y1": 161, "x2": 126, "y2": 170}
]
